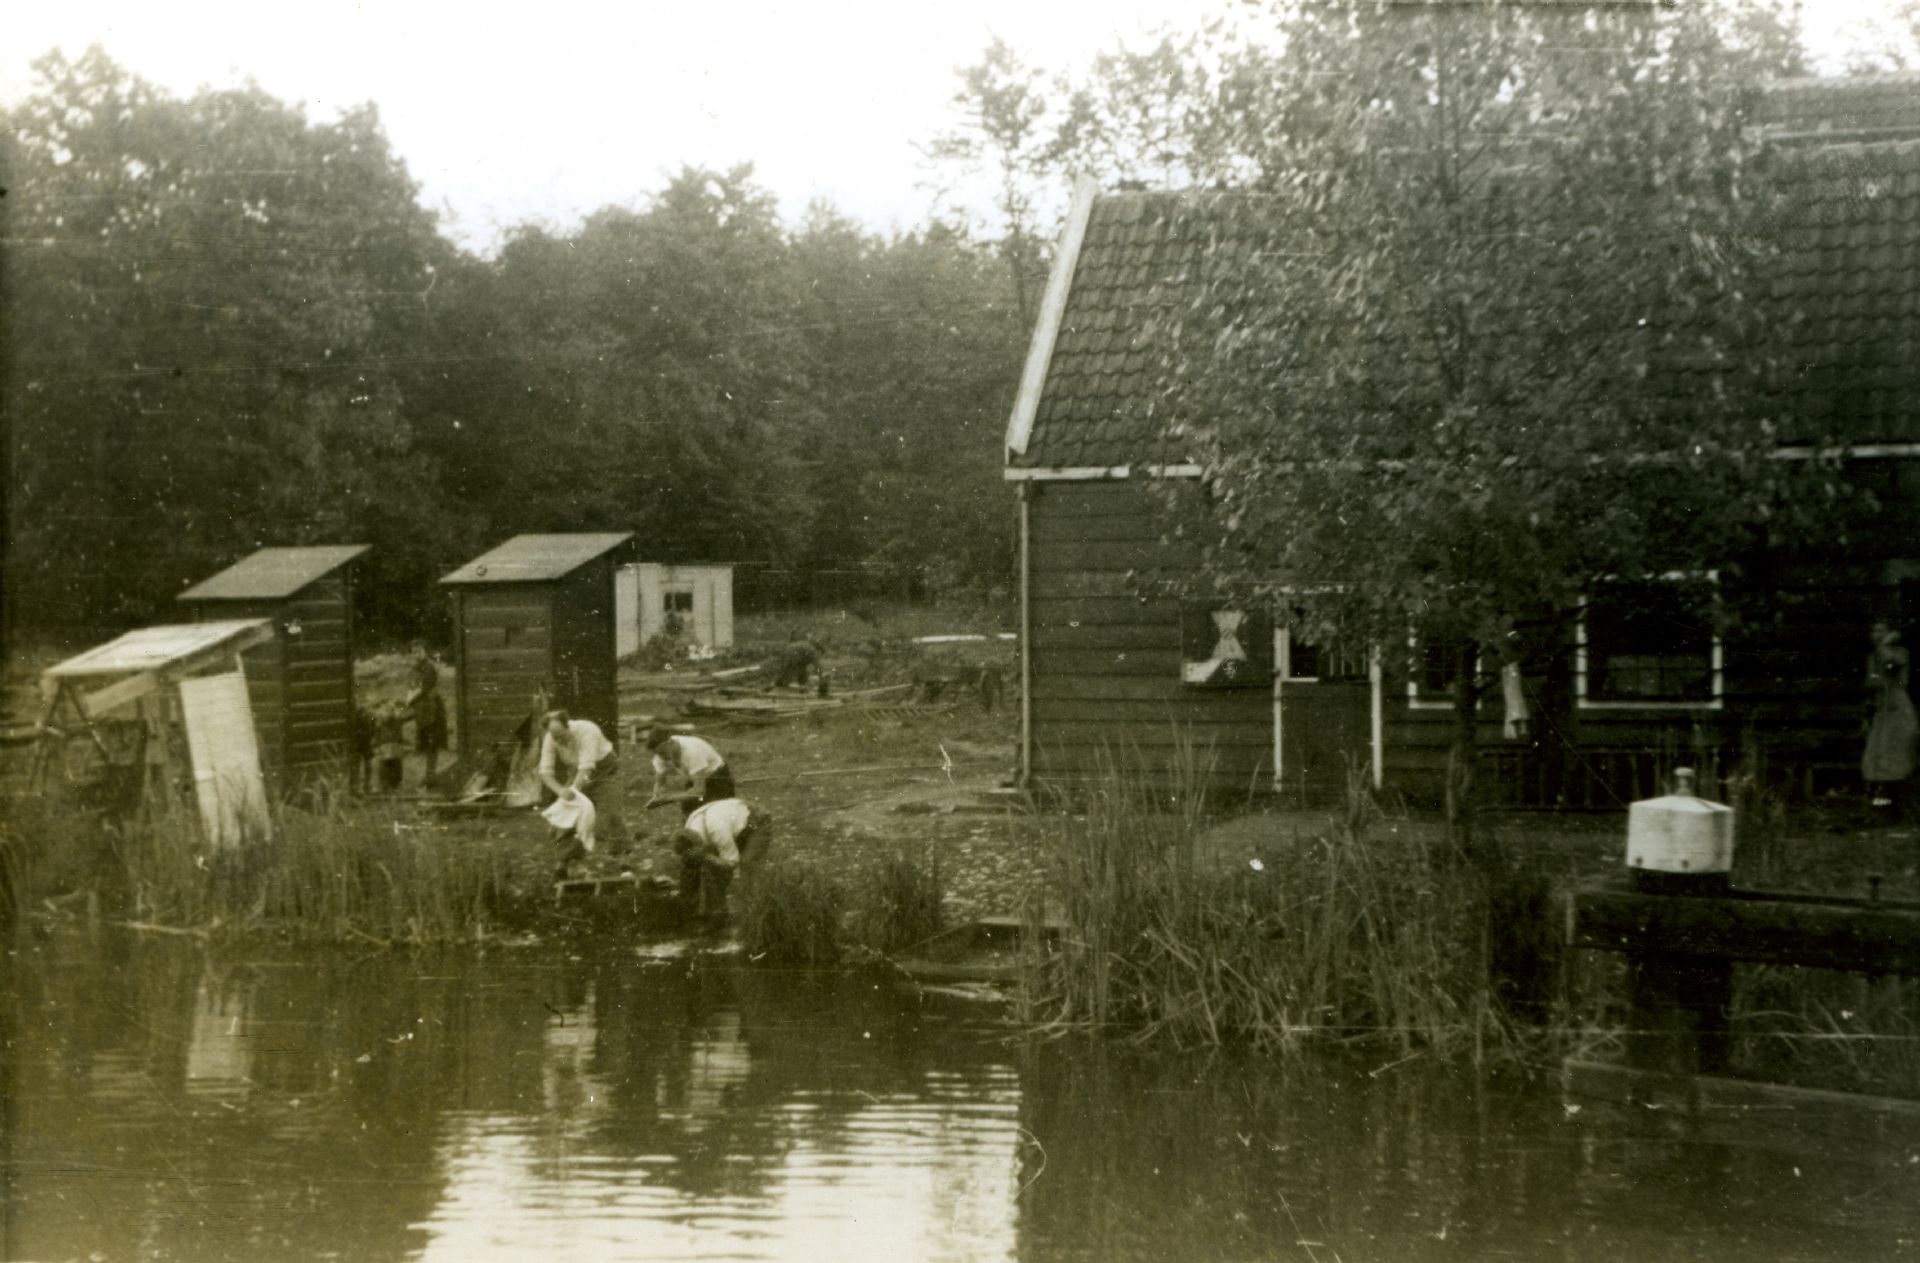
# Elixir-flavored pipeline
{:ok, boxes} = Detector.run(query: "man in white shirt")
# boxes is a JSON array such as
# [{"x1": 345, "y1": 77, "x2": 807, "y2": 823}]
[
  {"x1": 539, "y1": 709, "x2": 621, "y2": 878},
  {"x1": 668, "y1": 796, "x2": 766, "y2": 915},
  {"x1": 644, "y1": 726, "x2": 735, "y2": 817}
]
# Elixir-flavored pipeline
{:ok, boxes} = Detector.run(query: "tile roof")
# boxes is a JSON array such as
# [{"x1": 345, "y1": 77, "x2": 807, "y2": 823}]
[
  {"x1": 1014, "y1": 77, "x2": 1920, "y2": 470},
  {"x1": 1759, "y1": 73, "x2": 1920, "y2": 146},
  {"x1": 177, "y1": 545, "x2": 370, "y2": 602},
  {"x1": 1766, "y1": 137, "x2": 1920, "y2": 442},
  {"x1": 440, "y1": 533, "x2": 634, "y2": 585},
  {"x1": 1017, "y1": 191, "x2": 1261, "y2": 470}
]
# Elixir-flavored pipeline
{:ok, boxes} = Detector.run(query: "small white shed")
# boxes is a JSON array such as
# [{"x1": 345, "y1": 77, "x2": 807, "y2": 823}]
[{"x1": 616, "y1": 563, "x2": 734, "y2": 657}]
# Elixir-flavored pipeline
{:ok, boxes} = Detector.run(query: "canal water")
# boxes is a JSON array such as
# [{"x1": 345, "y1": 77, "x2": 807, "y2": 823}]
[{"x1": 5, "y1": 933, "x2": 1920, "y2": 1262}]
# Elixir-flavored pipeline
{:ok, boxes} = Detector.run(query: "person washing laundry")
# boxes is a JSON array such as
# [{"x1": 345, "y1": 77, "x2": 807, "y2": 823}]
[
  {"x1": 539, "y1": 709, "x2": 621, "y2": 879},
  {"x1": 666, "y1": 796, "x2": 767, "y2": 915},
  {"x1": 542, "y1": 787, "x2": 597, "y2": 876},
  {"x1": 643, "y1": 726, "x2": 735, "y2": 816}
]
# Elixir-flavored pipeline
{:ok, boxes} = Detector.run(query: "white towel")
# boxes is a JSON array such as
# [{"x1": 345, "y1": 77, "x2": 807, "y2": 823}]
[{"x1": 541, "y1": 791, "x2": 597, "y2": 851}]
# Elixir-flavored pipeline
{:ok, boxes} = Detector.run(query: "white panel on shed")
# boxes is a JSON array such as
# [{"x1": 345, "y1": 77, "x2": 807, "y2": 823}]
[
  {"x1": 627, "y1": 563, "x2": 735, "y2": 650},
  {"x1": 615, "y1": 565, "x2": 640, "y2": 659},
  {"x1": 638, "y1": 564, "x2": 664, "y2": 644},
  {"x1": 713, "y1": 568, "x2": 734, "y2": 648},
  {"x1": 178, "y1": 672, "x2": 272, "y2": 848}
]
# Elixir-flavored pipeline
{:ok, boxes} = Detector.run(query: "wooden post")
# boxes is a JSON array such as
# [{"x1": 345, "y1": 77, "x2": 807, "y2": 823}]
[{"x1": 1627, "y1": 946, "x2": 1733, "y2": 1076}]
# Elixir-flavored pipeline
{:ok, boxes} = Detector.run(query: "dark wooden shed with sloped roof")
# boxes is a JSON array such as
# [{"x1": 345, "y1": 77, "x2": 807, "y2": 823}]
[
  {"x1": 1006, "y1": 75, "x2": 1920, "y2": 807},
  {"x1": 178, "y1": 544, "x2": 369, "y2": 787},
  {"x1": 441, "y1": 533, "x2": 636, "y2": 760}
]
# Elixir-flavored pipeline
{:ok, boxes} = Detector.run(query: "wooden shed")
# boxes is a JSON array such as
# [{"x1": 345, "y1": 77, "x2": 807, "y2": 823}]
[
  {"x1": 177, "y1": 545, "x2": 368, "y2": 788},
  {"x1": 615, "y1": 563, "x2": 735, "y2": 658},
  {"x1": 35, "y1": 620, "x2": 277, "y2": 844},
  {"x1": 1004, "y1": 77, "x2": 1920, "y2": 807},
  {"x1": 441, "y1": 533, "x2": 636, "y2": 759}
]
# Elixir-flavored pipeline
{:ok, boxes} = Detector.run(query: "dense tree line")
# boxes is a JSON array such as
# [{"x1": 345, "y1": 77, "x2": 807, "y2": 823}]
[{"x1": 4, "y1": 49, "x2": 1030, "y2": 644}]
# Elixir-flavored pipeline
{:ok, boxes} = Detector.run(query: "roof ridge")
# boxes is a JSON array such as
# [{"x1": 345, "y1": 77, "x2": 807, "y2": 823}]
[{"x1": 1765, "y1": 71, "x2": 1920, "y2": 94}]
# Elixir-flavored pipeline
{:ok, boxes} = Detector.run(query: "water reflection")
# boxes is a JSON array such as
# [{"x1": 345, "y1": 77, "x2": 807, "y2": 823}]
[{"x1": 6, "y1": 933, "x2": 1920, "y2": 1262}]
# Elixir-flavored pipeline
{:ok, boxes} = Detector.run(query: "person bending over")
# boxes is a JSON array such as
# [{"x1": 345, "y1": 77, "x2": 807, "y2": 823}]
[
  {"x1": 644, "y1": 726, "x2": 734, "y2": 816},
  {"x1": 540, "y1": 709, "x2": 621, "y2": 877},
  {"x1": 669, "y1": 796, "x2": 766, "y2": 914}
]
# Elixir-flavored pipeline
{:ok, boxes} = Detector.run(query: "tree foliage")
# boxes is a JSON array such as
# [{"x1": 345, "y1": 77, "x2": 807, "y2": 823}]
[
  {"x1": 5, "y1": 49, "x2": 1024, "y2": 643},
  {"x1": 1131, "y1": 2, "x2": 1850, "y2": 834},
  {"x1": 7, "y1": 47, "x2": 453, "y2": 630}
]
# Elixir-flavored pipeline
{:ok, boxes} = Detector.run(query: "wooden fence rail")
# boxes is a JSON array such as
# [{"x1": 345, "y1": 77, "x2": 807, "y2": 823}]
[{"x1": 1571, "y1": 881, "x2": 1920, "y2": 1079}]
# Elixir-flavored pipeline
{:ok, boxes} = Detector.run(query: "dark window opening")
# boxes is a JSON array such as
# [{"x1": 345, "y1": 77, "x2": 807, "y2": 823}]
[
  {"x1": 1412, "y1": 632, "x2": 1472, "y2": 698},
  {"x1": 1290, "y1": 636, "x2": 1368, "y2": 681},
  {"x1": 1586, "y1": 583, "x2": 1714, "y2": 703}
]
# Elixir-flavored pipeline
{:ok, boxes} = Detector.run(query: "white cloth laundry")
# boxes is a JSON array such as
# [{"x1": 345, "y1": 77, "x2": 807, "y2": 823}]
[{"x1": 541, "y1": 791, "x2": 597, "y2": 851}]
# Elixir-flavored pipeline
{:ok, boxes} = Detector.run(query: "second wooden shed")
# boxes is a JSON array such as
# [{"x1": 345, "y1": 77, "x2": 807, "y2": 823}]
[
  {"x1": 177, "y1": 545, "x2": 368, "y2": 788},
  {"x1": 440, "y1": 533, "x2": 636, "y2": 759}
]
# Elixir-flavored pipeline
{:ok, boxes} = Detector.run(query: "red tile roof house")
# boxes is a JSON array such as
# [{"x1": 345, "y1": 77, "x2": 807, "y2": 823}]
[{"x1": 1005, "y1": 75, "x2": 1920, "y2": 809}]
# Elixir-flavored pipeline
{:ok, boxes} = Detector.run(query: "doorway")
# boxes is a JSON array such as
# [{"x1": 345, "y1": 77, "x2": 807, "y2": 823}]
[{"x1": 1274, "y1": 629, "x2": 1376, "y2": 803}]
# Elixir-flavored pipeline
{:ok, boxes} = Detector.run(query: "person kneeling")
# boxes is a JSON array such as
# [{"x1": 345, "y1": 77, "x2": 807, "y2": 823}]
[{"x1": 668, "y1": 797, "x2": 766, "y2": 916}]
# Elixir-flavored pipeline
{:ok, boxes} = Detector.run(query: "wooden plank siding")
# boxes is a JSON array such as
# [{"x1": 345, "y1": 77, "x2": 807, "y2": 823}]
[
  {"x1": 1023, "y1": 469, "x2": 1920, "y2": 808},
  {"x1": 279, "y1": 573, "x2": 355, "y2": 778},
  {"x1": 1026, "y1": 480, "x2": 1271, "y2": 797},
  {"x1": 455, "y1": 587, "x2": 554, "y2": 756},
  {"x1": 550, "y1": 561, "x2": 621, "y2": 740},
  {"x1": 181, "y1": 570, "x2": 358, "y2": 788},
  {"x1": 450, "y1": 558, "x2": 622, "y2": 757}
]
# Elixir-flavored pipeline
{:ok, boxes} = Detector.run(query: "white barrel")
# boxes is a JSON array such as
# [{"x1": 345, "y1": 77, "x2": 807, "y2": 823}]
[{"x1": 1625, "y1": 768, "x2": 1734, "y2": 875}]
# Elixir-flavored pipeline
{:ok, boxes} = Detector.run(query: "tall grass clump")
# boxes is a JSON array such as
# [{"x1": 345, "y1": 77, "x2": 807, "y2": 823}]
[
  {"x1": 738, "y1": 859, "x2": 848, "y2": 966},
  {"x1": 851, "y1": 843, "x2": 945, "y2": 954},
  {"x1": 1022, "y1": 748, "x2": 1529, "y2": 1059},
  {"x1": 18, "y1": 787, "x2": 514, "y2": 944}
]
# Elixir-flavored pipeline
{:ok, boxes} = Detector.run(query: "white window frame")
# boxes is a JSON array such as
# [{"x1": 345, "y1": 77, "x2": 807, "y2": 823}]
[{"x1": 1575, "y1": 570, "x2": 1724, "y2": 712}]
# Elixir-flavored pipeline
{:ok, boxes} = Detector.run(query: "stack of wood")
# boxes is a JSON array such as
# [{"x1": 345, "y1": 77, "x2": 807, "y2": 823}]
[{"x1": 681, "y1": 682, "x2": 914, "y2": 724}]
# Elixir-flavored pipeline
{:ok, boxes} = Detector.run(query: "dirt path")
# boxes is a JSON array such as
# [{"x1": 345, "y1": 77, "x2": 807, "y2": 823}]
[{"x1": 631, "y1": 690, "x2": 1045, "y2": 921}]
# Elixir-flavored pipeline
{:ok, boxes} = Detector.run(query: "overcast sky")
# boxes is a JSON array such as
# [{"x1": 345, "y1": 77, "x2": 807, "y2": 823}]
[{"x1": 1, "y1": 1, "x2": 1902, "y2": 254}]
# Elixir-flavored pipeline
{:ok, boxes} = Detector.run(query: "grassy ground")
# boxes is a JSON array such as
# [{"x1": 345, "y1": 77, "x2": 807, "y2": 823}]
[{"x1": 1, "y1": 601, "x2": 1035, "y2": 938}]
